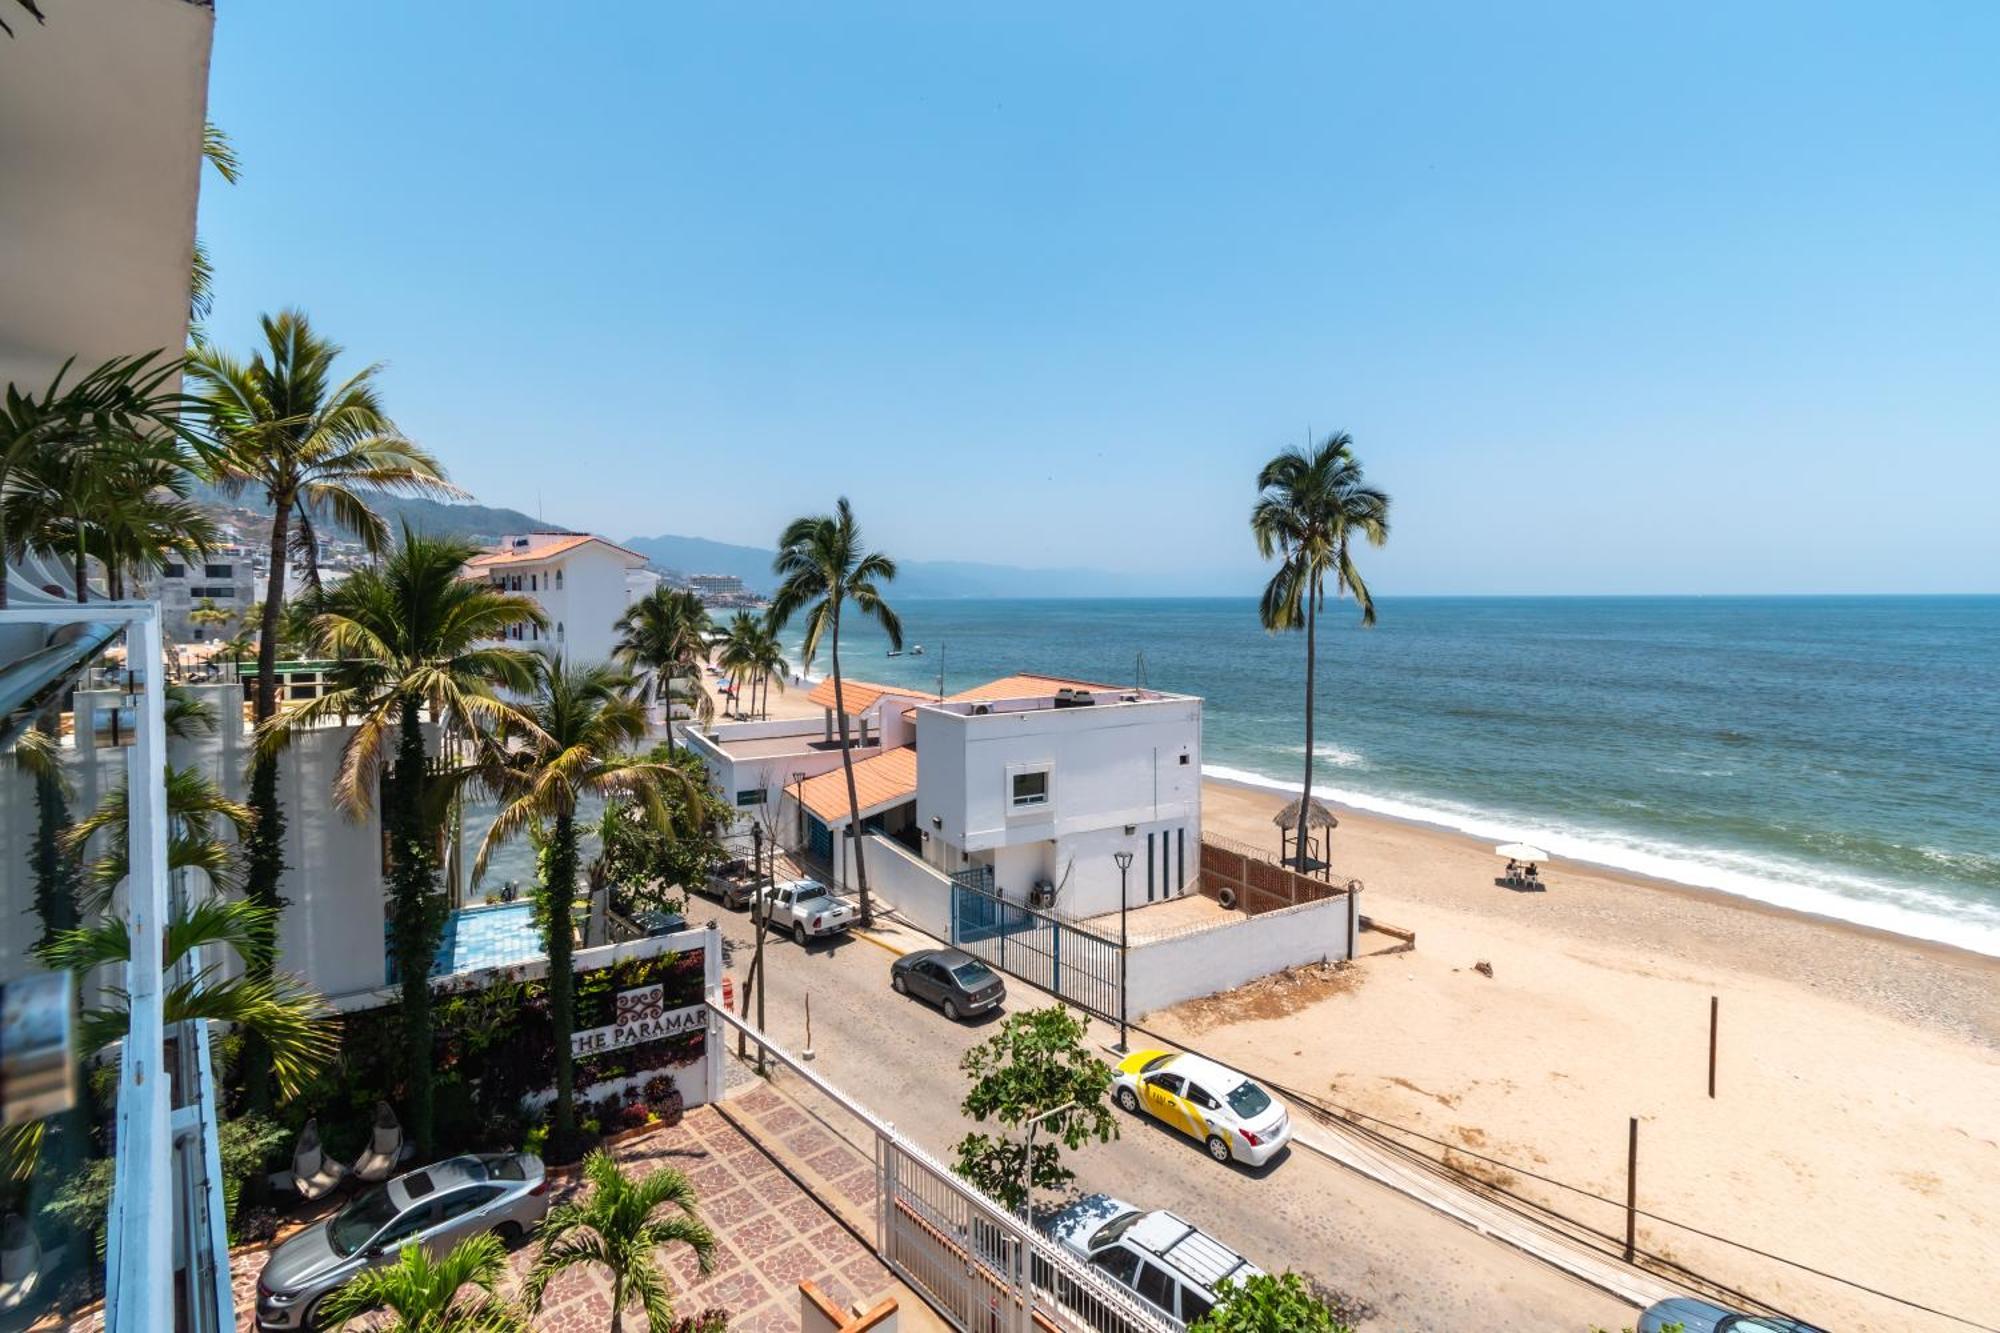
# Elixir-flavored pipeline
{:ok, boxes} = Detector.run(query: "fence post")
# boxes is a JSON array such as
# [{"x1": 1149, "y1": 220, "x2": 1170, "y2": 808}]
[
  {"x1": 1624, "y1": 1116, "x2": 1638, "y2": 1262},
  {"x1": 1347, "y1": 886, "x2": 1359, "y2": 959},
  {"x1": 1708, "y1": 996, "x2": 1718, "y2": 1099}
]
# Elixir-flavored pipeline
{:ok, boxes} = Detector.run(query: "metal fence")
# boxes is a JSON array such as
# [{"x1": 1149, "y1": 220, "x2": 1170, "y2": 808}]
[
  {"x1": 711, "y1": 1004, "x2": 1174, "y2": 1333},
  {"x1": 950, "y1": 874, "x2": 1125, "y2": 1024}
]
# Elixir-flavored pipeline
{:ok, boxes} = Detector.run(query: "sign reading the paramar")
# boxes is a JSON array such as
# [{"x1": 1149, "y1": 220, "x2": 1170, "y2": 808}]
[{"x1": 571, "y1": 983, "x2": 706, "y2": 1058}]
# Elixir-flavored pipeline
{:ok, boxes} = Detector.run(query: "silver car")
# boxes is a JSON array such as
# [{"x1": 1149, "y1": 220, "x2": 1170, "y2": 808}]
[{"x1": 255, "y1": 1152, "x2": 547, "y2": 1330}]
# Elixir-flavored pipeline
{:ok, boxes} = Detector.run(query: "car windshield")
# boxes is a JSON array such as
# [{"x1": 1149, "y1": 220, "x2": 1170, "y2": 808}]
[
  {"x1": 795, "y1": 883, "x2": 826, "y2": 901},
  {"x1": 1226, "y1": 1081, "x2": 1273, "y2": 1118},
  {"x1": 1141, "y1": 1053, "x2": 1176, "y2": 1075},
  {"x1": 950, "y1": 960, "x2": 996, "y2": 987},
  {"x1": 1089, "y1": 1209, "x2": 1145, "y2": 1251},
  {"x1": 327, "y1": 1186, "x2": 401, "y2": 1256}
]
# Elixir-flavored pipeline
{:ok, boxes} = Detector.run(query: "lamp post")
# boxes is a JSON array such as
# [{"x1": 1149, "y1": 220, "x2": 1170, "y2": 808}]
[
  {"x1": 1019, "y1": 1099, "x2": 1078, "y2": 1224},
  {"x1": 1113, "y1": 851, "x2": 1134, "y2": 1053}
]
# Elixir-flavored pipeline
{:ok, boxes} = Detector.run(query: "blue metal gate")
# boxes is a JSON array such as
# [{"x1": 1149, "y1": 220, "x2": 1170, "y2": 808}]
[{"x1": 950, "y1": 871, "x2": 1123, "y2": 1023}]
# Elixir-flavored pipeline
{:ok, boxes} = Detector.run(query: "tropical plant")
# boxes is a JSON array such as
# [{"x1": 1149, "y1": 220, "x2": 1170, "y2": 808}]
[
  {"x1": 263, "y1": 528, "x2": 541, "y2": 1156},
  {"x1": 188, "y1": 598, "x2": 234, "y2": 637},
  {"x1": 0, "y1": 350, "x2": 191, "y2": 608},
  {"x1": 8, "y1": 726, "x2": 80, "y2": 950},
  {"x1": 1250, "y1": 433, "x2": 1390, "y2": 873},
  {"x1": 1190, "y1": 1271, "x2": 1356, "y2": 1333},
  {"x1": 315, "y1": 1232, "x2": 528, "y2": 1333},
  {"x1": 63, "y1": 763, "x2": 255, "y2": 907},
  {"x1": 746, "y1": 618, "x2": 790, "y2": 720},
  {"x1": 190, "y1": 308, "x2": 455, "y2": 1105},
  {"x1": 472, "y1": 657, "x2": 695, "y2": 1151},
  {"x1": 189, "y1": 122, "x2": 242, "y2": 343},
  {"x1": 952, "y1": 1006, "x2": 1118, "y2": 1213},
  {"x1": 767, "y1": 497, "x2": 900, "y2": 924},
  {"x1": 592, "y1": 747, "x2": 732, "y2": 918},
  {"x1": 614, "y1": 586, "x2": 714, "y2": 752},
  {"x1": 524, "y1": 1151, "x2": 717, "y2": 1333},
  {"x1": 713, "y1": 611, "x2": 761, "y2": 719}
]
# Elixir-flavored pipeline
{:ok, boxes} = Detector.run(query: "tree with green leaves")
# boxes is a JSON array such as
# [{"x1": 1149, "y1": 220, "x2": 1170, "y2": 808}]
[
  {"x1": 614, "y1": 586, "x2": 714, "y2": 753},
  {"x1": 190, "y1": 309, "x2": 455, "y2": 1106},
  {"x1": 952, "y1": 1006, "x2": 1118, "y2": 1214},
  {"x1": 767, "y1": 497, "x2": 900, "y2": 924},
  {"x1": 523, "y1": 1151, "x2": 718, "y2": 1333},
  {"x1": 1251, "y1": 433, "x2": 1390, "y2": 873},
  {"x1": 591, "y1": 746, "x2": 731, "y2": 920},
  {"x1": 1190, "y1": 1272, "x2": 1355, "y2": 1333},
  {"x1": 263, "y1": 528, "x2": 541, "y2": 1156},
  {"x1": 315, "y1": 1232, "x2": 528, "y2": 1333},
  {"x1": 472, "y1": 656, "x2": 695, "y2": 1153},
  {"x1": 188, "y1": 598, "x2": 234, "y2": 638}
]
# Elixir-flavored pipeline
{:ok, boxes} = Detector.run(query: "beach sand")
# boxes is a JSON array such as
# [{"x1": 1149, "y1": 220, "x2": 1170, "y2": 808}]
[{"x1": 1169, "y1": 779, "x2": 2000, "y2": 1331}]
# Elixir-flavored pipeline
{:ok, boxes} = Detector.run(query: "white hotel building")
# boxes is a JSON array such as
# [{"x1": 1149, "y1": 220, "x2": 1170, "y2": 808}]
[
  {"x1": 686, "y1": 672, "x2": 1203, "y2": 919},
  {"x1": 464, "y1": 532, "x2": 649, "y2": 666}
]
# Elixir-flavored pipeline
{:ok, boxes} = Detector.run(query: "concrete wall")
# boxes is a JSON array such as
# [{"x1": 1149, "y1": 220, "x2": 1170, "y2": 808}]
[
  {"x1": 1123, "y1": 893, "x2": 1356, "y2": 1017},
  {"x1": 857, "y1": 834, "x2": 954, "y2": 938}
]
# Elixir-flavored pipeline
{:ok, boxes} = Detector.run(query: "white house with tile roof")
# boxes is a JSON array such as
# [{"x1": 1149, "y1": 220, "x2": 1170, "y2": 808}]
[
  {"x1": 463, "y1": 532, "x2": 649, "y2": 667},
  {"x1": 686, "y1": 671, "x2": 1202, "y2": 920}
]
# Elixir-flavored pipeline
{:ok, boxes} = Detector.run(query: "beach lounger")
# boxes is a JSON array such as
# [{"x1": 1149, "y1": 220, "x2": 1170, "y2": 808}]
[
  {"x1": 288, "y1": 1117, "x2": 349, "y2": 1201},
  {"x1": 351, "y1": 1101, "x2": 412, "y2": 1183}
]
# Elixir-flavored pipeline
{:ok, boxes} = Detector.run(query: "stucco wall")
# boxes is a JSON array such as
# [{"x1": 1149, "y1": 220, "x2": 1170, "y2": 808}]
[
  {"x1": 1123, "y1": 893, "x2": 1356, "y2": 1016},
  {"x1": 858, "y1": 835, "x2": 956, "y2": 938}
]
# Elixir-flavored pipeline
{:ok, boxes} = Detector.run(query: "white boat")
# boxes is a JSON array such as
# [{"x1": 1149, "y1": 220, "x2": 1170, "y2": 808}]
[{"x1": 910, "y1": 645, "x2": 925, "y2": 656}]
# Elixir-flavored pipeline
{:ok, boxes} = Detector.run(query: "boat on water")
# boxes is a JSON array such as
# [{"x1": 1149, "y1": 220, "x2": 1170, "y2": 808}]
[
  {"x1": 886, "y1": 650, "x2": 903, "y2": 658},
  {"x1": 910, "y1": 645, "x2": 925, "y2": 656}
]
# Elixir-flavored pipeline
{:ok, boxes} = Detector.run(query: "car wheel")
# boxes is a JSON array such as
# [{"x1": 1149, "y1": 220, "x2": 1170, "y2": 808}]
[
  {"x1": 891, "y1": 972, "x2": 906, "y2": 994},
  {"x1": 303, "y1": 1293, "x2": 332, "y2": 1332},
  {"x1": 794, "y1": 922, "x2": 808, "y2": 947},
  {"x1": 1206, "y1": 1134, "x2": 1232, "y2": 1163},
  {"x1": 1117, "y1": 1086, "x2": 1140, "y2": 1114},
  {"x1": 492, "y1": 1220, "x2": 524, "y2": 1247},
  {"x1": 942, "y1": 997, "x2": 959, "y2": 1021}
]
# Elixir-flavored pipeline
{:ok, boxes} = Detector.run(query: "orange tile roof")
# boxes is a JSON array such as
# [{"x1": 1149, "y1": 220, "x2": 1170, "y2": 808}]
[
  {"x1": 804, "y1": 676, "x2": 928, "y2": 715},
  {"x1": 464, "y1": 534, "x2": 647, "y2": 570},
  {"x1": 795, "y1": 746, "x2": 918, "y2": 826},
  {"x1": 945, "y1": 672, "x2": 1124, "y2": 704}
]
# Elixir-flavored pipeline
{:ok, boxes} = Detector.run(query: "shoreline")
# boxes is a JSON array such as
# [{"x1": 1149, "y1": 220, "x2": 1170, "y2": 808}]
[{"x1": 1203, "y1": 769, "x2": 2000, "y2": 974}]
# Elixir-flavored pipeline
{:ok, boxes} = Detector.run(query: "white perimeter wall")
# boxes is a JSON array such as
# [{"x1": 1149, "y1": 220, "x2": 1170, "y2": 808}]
[
  {"x1": 858, "y1": 834, "x2": 954, "y2": 938},
  {"x1": 1124, "y1": 893, "x2": 1358, "y2": 1017}
]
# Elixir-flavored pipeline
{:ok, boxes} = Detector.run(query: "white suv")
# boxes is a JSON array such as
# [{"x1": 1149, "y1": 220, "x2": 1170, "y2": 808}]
[{"x1": 1043, "y1": 1194, "x2": 1261, "y2": 1326}]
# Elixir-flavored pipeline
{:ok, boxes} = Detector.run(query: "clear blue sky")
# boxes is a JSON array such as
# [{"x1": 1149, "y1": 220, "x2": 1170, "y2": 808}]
[{"x1": 200, "y1": 3, "x2": 2000, "y2": 595}]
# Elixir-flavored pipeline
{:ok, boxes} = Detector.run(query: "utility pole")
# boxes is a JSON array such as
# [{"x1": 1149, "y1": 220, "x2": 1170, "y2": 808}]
[{"x1": 1113, "y1": 851, "x2": 1133, "y2": 1052}]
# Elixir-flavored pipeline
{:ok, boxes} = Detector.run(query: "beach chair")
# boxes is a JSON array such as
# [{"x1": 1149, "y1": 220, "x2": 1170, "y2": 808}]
[
  {"x1": 288, "y1": 1117, "x2": 349, "y2": 1201},
  {"x1": 351, "y1": 1101, "x2": 412, "y2": 1183}
]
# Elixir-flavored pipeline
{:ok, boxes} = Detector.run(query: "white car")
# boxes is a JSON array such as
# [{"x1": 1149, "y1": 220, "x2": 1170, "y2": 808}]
[
  {"x1": 1042, "y1": 1194, "x2": 1263, "y2": 1326},
  {"x1": 1111, "y1": 1049, "x2": 1293, "y2": 1167},
  {"x1": 755, "y1": 877, "x2": 859, "y2": 944}
]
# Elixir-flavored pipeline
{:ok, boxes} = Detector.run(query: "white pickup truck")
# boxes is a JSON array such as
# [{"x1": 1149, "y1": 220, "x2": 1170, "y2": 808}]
[{"x1": 755, "y1": 877, "x2": 860, "y2": 945}]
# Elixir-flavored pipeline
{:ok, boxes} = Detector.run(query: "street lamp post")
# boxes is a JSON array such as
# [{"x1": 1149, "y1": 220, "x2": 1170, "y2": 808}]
[
  {"x1": 1019, "y1": 1099, "x2": 1078, "y2": 1224},
  {"x1": 1113, "y1": 851, "x2": 1134, "y2": 1053}
]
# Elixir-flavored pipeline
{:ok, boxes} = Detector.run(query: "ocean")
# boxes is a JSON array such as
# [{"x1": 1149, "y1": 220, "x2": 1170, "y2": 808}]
[{"x1": 783, "y1": 596, "x2": 2000, "y2": 957}]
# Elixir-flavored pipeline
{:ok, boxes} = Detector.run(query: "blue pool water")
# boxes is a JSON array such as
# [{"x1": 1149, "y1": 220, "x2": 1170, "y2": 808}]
[{"x1": 431, "y1": 902, "x2": 545, "y2": 977}]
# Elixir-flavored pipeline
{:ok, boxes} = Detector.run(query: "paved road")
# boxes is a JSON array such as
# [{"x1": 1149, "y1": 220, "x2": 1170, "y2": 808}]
[{"x1": 705, "y1": 907, "x2": 1633, "y2": 1332}]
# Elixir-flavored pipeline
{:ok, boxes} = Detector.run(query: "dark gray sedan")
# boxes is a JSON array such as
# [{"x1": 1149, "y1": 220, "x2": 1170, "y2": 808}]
[{"x1": 890, "y1": 948, "x2": 1005, "y2": 1021}]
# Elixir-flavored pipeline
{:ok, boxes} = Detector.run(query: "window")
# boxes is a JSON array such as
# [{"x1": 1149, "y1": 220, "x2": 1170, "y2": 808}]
[
  {"x1": 376, "y1": 1204, "x2": 435, "y2": 1247},
  {"x1": 1145, "y1": 1072, "x2": 1184, "y2": 1096},
  {"x1": 1010, "y1": 770, "x2": 1049, "y2": 808},
  {"x1": 1134, "y1": 1262, "x2": 1176, "y2": 1313},
  {"x1": 437, "y1": 1186, "x2": 504, "y2": 1222},
  {"x1": 735, "y1": 789, "x2": 766, "y2": 807},
  {"x1": 1178, "y1": 752, "x2": 1190, "y2": 766},
  {"x1": 1180, "y1": 1289, "x2": 1214, "y2": 1323},
  {"x1": 556, "y1": 622, "x2": 564, "y2": 642},
  {"x1": 1226, "y1": 1081, "x2": 1274, "y2": 1118},
  {"x1": 1186, "y1": 1084, "x2": 1220, "y2": 1111},
  {"x1": 1092, "y1": 1247, "x2": 1141, "y2": 1286},
  {"x1": 529, "y1": 573, "x2": 537, "y2": 591},
  {"x1": 204, "y1": 563, "x2": 232, "y2": 579},
  {"x1": 555, "y1": 569, "x2": 563, "y2": 589},
  {"x1": 162, "y1": 563, "x2": 185, "y2": 579}
]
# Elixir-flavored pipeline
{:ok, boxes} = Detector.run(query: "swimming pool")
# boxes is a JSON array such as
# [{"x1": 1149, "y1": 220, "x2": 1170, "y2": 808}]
[{"x1": 430, "y1": 901, "x2": 546, "y2": 977}]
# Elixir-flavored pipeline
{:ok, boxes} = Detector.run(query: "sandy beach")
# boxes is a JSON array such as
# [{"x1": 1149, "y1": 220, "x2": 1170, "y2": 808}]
[{"x1": 1171, "y1": 778, "x2": 2000, "y2": 1331}]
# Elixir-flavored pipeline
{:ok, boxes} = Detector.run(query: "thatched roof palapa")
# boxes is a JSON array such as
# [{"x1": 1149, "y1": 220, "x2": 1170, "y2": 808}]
[{"x1": 1273, "y1": 796, "x2": 1339, "y2": 830}]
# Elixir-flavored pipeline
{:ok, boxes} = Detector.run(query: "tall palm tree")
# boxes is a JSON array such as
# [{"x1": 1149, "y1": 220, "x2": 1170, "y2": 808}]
[
  {"x1": 190, "y1": 309, "x2": 454, "y2": 1105},
  {"x1": 263, "y1": 529, "x2": 542, "y2": 1156},
  {"x1": 472, "y1": 657, "x2": 694, "y2": 1150},
  {"x1": 714, "y1": 611, "x2": 761, "y2": 720},
  {"x1": 523, "y1": 1151, "x2": 717, "y2": 1333},
  {"x1": 1251, "y1": 433, "x2": 1391, "y2": 873},
  {"x1": 768, "y1": 497, "x2": 901, "y2": 925},
  {"x1": 315, "y1": 1233, "x2": 527, "y2": 1333},
  {"x1": 748, "y1": 618, "x2": 791, "y2": 720},
  {"x1": 614, "y1": 586, "x2": 714, "y2": 752}
]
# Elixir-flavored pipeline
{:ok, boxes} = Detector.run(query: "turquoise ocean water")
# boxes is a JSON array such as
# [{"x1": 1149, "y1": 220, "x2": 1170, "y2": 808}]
[{"x1": 785, "y1": 596, "x2": 2000, "y2": 956}]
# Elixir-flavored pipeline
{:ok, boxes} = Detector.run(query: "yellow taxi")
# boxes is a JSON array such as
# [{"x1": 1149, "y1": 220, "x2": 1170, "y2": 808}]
[{"x1": 1111, "y1": 1049, "x2": 1292, "y2": 1166}]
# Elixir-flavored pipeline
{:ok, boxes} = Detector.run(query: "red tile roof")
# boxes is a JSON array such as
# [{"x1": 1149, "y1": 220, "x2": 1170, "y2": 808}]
[
  {"x1": 464, "y1": 534, "x2": 647, "y2": 570},
  {"x1": 795, "y1": 746, "x2": 919, "y2": 825}
]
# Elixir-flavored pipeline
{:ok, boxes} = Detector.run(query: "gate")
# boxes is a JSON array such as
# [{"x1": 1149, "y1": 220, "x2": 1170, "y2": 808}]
[{"x1": 951, "y1": 872, "x2": 1124, "y2": 1024}]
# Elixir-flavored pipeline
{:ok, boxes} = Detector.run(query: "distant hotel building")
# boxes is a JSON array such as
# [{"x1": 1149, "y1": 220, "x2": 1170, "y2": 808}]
[
  {"x1": 464, "y1": 531, "x2": 648, "y2": 665},
  {"x1": 150, "y1": 544, "x2": 256, "y2": 643},
  {"x1": 687, "y1": 572, "x2": 761, "y2": 607}
]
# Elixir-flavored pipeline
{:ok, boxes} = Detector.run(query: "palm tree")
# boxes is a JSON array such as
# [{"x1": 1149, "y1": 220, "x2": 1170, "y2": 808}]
[
  {"x1": 263, "y1": 529, "x2": 542, "y2": 1156},
  {"x1": 190, "y1": 309, "x2": 454, "y2": 1105},
  {"x1": 768, "y1": 497, "x2": 901, "y2": 925},
  {"x1": 748, "y1": 618, "x2": 791, "y2": 720},
  {"x1": 188, "y1": 598, "x2": 234, "y2": 640},
  {"x1": 714, "y1": 611, "x2": 761, "y2": 720},
  {"x1": 614, "y1": 587, "x2": 714, "y2": 752},
  {"x1": 523, "y1": 1151, "x2": 717, "y2": 1333},
  {"x1": 1251, "y1": 433, "x2": 1391, "y2": 873},
  {"x1": 315, "y1": 1232, "x2": 527, "y2": 1333},
  {"x1": 472, "y1": 657, "x2": 693, "y2": 1151}
]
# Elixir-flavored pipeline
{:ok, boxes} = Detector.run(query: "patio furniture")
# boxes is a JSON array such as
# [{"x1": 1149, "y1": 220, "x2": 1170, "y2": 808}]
[
  {"x1": 289, "y1": 1117, "x2": 348, "y2": 1201},
  {"x1": 351, "y1": 1101, "x2": 413, "y2": 1183},
  {"x1": 0, "y1": 1215, "x2": 41, "y2": 1314}
]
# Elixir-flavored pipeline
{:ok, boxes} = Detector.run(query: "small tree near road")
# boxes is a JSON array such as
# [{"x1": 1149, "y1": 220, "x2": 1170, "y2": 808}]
[
  {"x1": 952, "y1": 1006, "x2": 1118, "y2": 1213},
  {"x1": 1190, "y1": 1272, "x2": 1353, "y2": 1333}
]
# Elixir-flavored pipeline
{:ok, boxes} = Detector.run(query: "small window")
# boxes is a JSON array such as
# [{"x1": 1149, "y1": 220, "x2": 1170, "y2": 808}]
[
  {"x1": 1092, "y1": 1247, "x2": 1141, "y2": 1287},
  {"x1": 1180, "y1": 1288, "x2": 1214, "y2": 1323},
  {"x1": 529, "y1": 573, "x2": 538, "y2": 591},
  {"x1": 1010, "y1": 770, "x2": 1049, "y2": 808},
  {"x1": 555, "y1": 569, "x2": 563, "y2": 589},
  {"x1": 556, "y1": 622, "x2": 564, "y2": 642},
  {"x1": 1146, "y1": 1072, "x2": 1184, "y2": 1097},
  {"x1": 205, "y1": 563, "x2": 232, "y2": 579},
  {"x1": 162, "y1": 563, "x2": 185, "y2": 579},
  {"x1": 735, "y1": 789, "x2": 766, "y2": 807},
  {"x1": 438, "y1": 1186, "x2": 504, "y2": 1222},
  {"x1": 1178, "y1": 753, "x2": 1190, "y2": 766},
  {"x1": 1135, "y1": 1262, "x2": 1176, "y2": 1313}
]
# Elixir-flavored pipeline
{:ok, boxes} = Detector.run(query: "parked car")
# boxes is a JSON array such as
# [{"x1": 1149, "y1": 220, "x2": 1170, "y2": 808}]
[
  {"x1": 699, "y1": 856, "x2": 759, "y2": 909},
  {"x1": 1111, "y1": 1049, "x2": 1292, "y2": 1167},
  {"x1": 1637, "y1": 1298, "x2": 1828, "y2": 1333},
  {"x1": 755, "y1": 876, "x2": 859, "y2": 944},
  {"x1": 255, "y1": 1153, "x2": 547, "y2": 1330},
  {"x1": 889, "y1": 947, "x2": 1005, "y2": 1020},
  {"x1": 1042, "y1": 1194, "x2": 1262, "y2": 1326}
]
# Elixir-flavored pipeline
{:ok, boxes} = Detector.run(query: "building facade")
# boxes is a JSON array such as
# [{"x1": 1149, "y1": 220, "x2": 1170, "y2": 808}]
[
  {"x1": 150, "y1": 545, "x2": 258, "y2": 643},
  {"x1": 463, "y1": 532, "x2": 649, "y2": 666}
]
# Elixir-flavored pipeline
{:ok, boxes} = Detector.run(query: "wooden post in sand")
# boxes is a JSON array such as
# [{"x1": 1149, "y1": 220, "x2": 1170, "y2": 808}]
[
  {"x1": 1624, "y1": 1117, "x2": 1639, "y2": 1262},
  {"x1": 1708, "y1": 995, "x2": 1719, "y2": 1099}
]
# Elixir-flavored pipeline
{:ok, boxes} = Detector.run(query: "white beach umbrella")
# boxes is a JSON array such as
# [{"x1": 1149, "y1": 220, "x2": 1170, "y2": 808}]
[{"x1": 1494, "y1": 842, "x2": 1550, "y2": 861}]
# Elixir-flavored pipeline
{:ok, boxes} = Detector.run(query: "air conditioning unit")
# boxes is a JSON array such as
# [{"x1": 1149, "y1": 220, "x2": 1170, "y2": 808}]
[{"x1": 972, "y1": 703, "x2": 992, "y2": 715}]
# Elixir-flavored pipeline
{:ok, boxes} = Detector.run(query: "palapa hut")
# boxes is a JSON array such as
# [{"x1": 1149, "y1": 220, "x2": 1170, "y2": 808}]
[{"x1": 1273, "y1": 796, "x2": 1339, "y2": 878}]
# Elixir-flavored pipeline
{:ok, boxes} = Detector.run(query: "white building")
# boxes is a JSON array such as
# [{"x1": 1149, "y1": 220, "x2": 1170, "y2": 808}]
[
  {"x1": 626, "y1": 565, "x2": 665, "y2": 606},
  {"x1": 686, "y1": 672, "x2": 1202, "y2": 920},
  {"x1": 687, "y1": 572, "x2": 749, "y2": 602},
  {"x1": 149, "y1": 545, "x2": 257, "y2": 643},
  {"x1": 463, "y1": 532, "x2": 648, "y2": 666}
]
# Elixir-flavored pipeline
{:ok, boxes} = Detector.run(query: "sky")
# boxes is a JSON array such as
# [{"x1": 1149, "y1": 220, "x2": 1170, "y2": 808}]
[{"x1": 199, "y1": 3, "x2": 2000, "y2": 596}]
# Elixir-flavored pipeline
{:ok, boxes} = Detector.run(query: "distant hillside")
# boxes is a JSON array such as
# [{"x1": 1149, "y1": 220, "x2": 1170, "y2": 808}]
[{"x1": 195, "y1": 485, "x2": 565, "y2": 546}]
